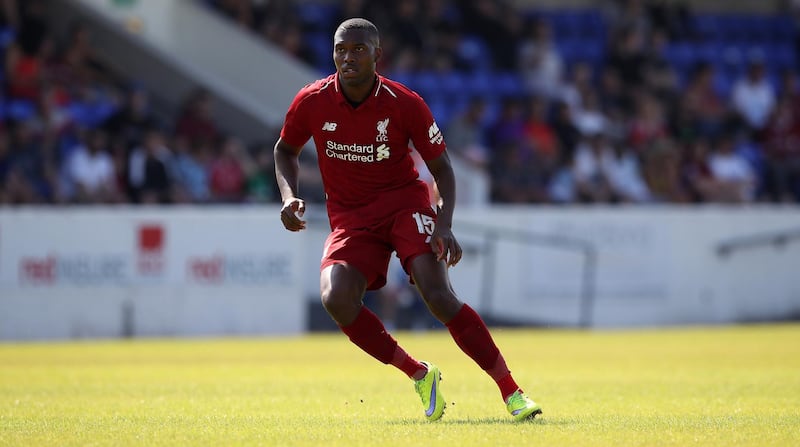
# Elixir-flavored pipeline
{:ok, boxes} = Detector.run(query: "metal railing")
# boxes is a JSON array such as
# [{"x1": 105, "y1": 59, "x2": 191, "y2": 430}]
[
  {"x1": 455, "y1": 221, "x2": 598, "y2": 328},
  {"x1": 715, "y1": 227, "x2": 800, "y2": 258},
  {"x1": 305, "y1": 211, "x2": 598, "y2": 328}
]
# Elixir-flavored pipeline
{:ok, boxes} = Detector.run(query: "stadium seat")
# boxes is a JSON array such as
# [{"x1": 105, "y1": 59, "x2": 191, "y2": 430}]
[
  {"x1": 494, "y1": 72, "x2": 524, "y2": 97},
  {"x1": 438, "y1": 72, "x2": 469, "y2": 96},
  {"x1": 458, "y1": 35, "x2": 492, "y2": 72},
  {"x1": 412, "y1": 71, "x2": 442, "y2": 98},
  {"x1": 294, "y1": 2, "x2": 337, "y2": 32},
  {"x1": 6, "y1": 99, "x2": 35, "y2": 121},
  {"x1": 306, "y1": 32, "x2": 333, "y2": 73},
  {"x1": 465, "y1": 71, "x2": 493, "y2": 97}
]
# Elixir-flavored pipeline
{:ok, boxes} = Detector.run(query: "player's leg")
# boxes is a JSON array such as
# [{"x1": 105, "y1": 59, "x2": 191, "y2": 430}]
[
  {"x1": 321, "y1": 228, "x2": 444, "y2": 420},
  {"x1": 409, "y1": 253, "x2": 542, "y2": 420}
]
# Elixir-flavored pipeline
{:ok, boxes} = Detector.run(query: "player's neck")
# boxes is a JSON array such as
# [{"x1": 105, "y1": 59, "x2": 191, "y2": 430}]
[{"x1": 340, "y1": 75, "x2": 377, "y2": 107}]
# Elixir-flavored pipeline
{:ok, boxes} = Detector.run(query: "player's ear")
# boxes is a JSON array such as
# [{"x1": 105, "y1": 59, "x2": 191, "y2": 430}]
[{"x1": 374, "y1": 47, "x2": 382, "y2": 62}]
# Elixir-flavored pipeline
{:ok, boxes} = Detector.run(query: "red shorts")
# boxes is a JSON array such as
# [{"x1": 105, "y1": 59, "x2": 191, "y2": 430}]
[{"x1": 320, "y1": 207, "x2": 436, "y2": 290}]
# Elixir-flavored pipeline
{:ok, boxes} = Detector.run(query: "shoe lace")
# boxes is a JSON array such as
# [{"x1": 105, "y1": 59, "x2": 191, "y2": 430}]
[{"x1": 507, "y1": 391, "x2": 525, "y2": 408}]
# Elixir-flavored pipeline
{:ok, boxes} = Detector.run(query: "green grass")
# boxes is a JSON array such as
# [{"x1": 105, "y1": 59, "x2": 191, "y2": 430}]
[{"x1": 1, "y1": 324, "x2": 799, "y2": 446}]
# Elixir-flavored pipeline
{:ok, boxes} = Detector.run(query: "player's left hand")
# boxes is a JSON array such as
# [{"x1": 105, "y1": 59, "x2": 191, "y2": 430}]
[{"x1": 430, "y1": 226, "x2": 462, "y2": 267}]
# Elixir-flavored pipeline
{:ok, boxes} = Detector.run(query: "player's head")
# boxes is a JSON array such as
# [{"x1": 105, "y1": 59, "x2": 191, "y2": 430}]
[{"x1": 333, "y1": 18, "x2": 382, "y2": 87}]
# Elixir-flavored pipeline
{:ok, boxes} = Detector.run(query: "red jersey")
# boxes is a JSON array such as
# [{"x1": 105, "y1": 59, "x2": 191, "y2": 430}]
[{"x1": 280, "y1": 74, "x2": 446, "y2": 228}]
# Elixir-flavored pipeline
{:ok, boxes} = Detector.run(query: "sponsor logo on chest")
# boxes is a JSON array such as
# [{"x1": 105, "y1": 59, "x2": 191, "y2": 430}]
[{"x1": 322, "y1": 117, "x2": 392, "y2": 163}]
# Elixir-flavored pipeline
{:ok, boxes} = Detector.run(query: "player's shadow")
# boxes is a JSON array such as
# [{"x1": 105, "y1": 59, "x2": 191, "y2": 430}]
[{"x1": 388, "y1": 417, "x2": 575, "y2": 426}]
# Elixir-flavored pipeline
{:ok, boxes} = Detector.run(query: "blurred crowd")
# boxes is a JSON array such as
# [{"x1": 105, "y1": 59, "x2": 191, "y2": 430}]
[
  {"x1": 0, "y1": 0, "x2": 280, "y2": 205},
  {"x1": 1, "y1": 0, "x2": 799, "y2": 206},
  {"x1": 209, "y1": 0, "x2": 800, "y2": 205}
]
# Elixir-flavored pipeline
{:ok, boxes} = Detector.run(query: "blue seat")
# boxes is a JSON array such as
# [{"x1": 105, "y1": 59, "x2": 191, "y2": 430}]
[
  {"x1": 465, "y1": 71, "x2": 493, "y2": 97},
  {"x1": 294, "y1": 3, "x2": 337, "y2": 32},
  {"x1": 664, "y1": 43, "x2": 696, "y2": 71},
  {"x1": 767, "y1": 16, "x2": 795, "y2": 42},
  {"x1": 307, "y1": 32, "x2": 332, "y2": 72},
  {"x1": 412, "y1": 71, "x2": 442, "y2": 98},
  {"x1": 691, "y1": 15, "x2": 720, "y2": 41},
  {"x1": 493, "y1": 71, "x2": 524, "y2": 97},
  {"x1": 458, "y1": 35, "x2": 492, "y2": 72},
  {"x1": 768, "y1": 44, "x2": 796, "y2": 70},
  {"x1": 6, "y1": 99, "x2": 35, "y2": 121},
  {"x1": 438, "y1": 72, "x2": 468, "y2": 96}
]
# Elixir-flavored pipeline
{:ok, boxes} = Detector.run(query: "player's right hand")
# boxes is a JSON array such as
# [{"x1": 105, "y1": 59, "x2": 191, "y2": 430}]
[{"x1": 280, "y1": 198, "x2": 306, "y2": 232}]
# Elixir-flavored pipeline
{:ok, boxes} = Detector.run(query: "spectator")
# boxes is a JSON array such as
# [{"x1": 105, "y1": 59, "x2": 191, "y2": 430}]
[
  {"x1": 572, "y1": 129, "x2": 615, "y2": 203},
  {"x1": 522, "y1": 96, "x2": 560, "y2": 177},
  {"x1": 606, "y1": 26, "x2": 648, "y2": 89},
  {"x1": 628, "y1": 91, "x2": 668, "y2": 153},
  {"x1": 244, "y1": 142, "x2": 279, "y2": 204},
  {"x1": 762, "y1": 97, "x2": 800, "y2": 202},
  {"x1": 606, "y1": 141, "x2": 651, "y2": 203},
  {"x1": 168, "y1": 135, "x2": 211, "y2": 204},
  {"x1": 682, "y1": 62, "x2": 728, "y2": 138},
  {"x1": 128, "y1": 126, "x2": 172, "y2": 203},
  {"x1": 63, "y1": 128, "x2": 119, "y2": 203},
  {"x1": 4, "y1": 120, "x2": 56, "y2": 203},
  {"x1": 278, "y1": 21, "x2": 316, "y2": 66},
  {"x1": 5, "y1": 35, "x2": 47, "y2": 102},
  {"x1": 460, "y1": 0, "x2": 521, "y2": 70},
  {"x1": 443, "y1": 98, "x2": 491, "y2": 207},
  {"x1": 640, "y1": 138, "x2": 688, "y2": 203},
  {"x1": 209, "y1": 135, "x2": 247, "y2": 203},
  {"x1": 731, "y1": 59, "x2": 777, "y2": 133},
  {"x1": 518, "y1": 19, "x2": 564, "y2": 99},
  {"x1": 0, "y1": 133, "x2": 13, "y2": 201},
  {"x1": 490, "y1": 141, "x2": 550, "y2": 203},
  {"x1": 551, "y1": 100, "x2": 581, "y2": 164},
  {"x1": 680, "y1": 137, "x2": 717, "y2": 203},
  {"x1": 103, "y1": 84, "x2": 160, "y2": 148},
  {"x1": 175, "y1": 88, "x2": 220, "y2": 146},
  {"x1": 706, "y1": 133, "x2": 757, "y2": 203}
]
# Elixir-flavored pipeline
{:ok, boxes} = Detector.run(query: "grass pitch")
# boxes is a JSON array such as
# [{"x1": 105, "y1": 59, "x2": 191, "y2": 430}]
[{"x1": 1, "y1": 324, "x2": 799, "y2": 446}]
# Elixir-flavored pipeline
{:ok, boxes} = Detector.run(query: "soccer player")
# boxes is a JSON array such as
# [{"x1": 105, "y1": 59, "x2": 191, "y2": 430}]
[{"x1": 274, "y1": 18, "x2": 542, "y2": 422}]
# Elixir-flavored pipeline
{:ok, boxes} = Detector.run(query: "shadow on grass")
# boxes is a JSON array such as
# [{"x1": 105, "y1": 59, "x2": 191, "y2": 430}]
[{"x1": 387, "y1": 416, "x2": 577, "y2": 426}]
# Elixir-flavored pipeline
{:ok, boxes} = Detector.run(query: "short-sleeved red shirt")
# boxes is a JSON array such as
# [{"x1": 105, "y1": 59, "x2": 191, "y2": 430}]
[{"x1": 280, "y1": 74, "x2": 446, "y2": 229}]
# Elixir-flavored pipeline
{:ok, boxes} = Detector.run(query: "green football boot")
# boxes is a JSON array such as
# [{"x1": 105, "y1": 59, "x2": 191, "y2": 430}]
[
  {"x1": 414, "y1": 361, "x2": 445, "y2": 421},
  {"x1": 506, "y1": 390, "x2": 542, "y2": 421}
]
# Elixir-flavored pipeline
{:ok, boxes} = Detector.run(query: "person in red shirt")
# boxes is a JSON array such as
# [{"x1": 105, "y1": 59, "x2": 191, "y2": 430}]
[{"x1": 274, "y1": 18, "x2": 542, "y2": 422}]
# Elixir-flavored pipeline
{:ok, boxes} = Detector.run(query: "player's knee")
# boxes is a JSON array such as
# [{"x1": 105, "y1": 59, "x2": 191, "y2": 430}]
[
  {"x1": 421, "y1": 287, "x2": 460, "y2": 315},
  {"x1": 320, "y1": 283, "x2": 361, "y2": 318}
]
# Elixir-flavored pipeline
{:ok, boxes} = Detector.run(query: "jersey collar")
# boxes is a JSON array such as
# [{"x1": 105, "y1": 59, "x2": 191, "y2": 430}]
[{"x1": 334, "y1": 73, "x2": 384, "y2": 106}]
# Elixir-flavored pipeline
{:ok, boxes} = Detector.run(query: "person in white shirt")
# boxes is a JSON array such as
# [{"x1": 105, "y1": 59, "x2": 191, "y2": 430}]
[
  {"x1": 731, "y1": 59, "x2": 776, "y2": 131},
  {"x1": 707, "y1": 134, "x2": 756, "y2": 202},
  {"x1": 65, "y1": 129, "x2": 118, "y2": 203}
]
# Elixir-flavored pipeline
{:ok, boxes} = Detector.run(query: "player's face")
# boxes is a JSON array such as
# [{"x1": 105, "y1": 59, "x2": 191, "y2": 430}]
[{"x1": 333, "y1": 28, "x2": 381, "y2": 88}]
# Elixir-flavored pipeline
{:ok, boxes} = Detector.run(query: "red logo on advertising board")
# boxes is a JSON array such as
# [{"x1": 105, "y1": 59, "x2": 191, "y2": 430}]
[
  {"x1": 188, "y1": 255, "x2": 224, "y2": 283},
  {"x1": 137, "y1": 224, "x2": 164, "y2": 275},
  {"x1": 20, "y1": 255, "x2": 57, "y2": 284}
]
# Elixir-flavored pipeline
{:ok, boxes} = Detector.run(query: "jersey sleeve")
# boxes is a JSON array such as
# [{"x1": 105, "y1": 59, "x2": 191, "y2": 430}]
[
  {"x1": 406, "y1": 93, "x2": 447, "y2": 161},
  {"x1": 279, "y1": 88, "x2": 313, "y2": 149}
]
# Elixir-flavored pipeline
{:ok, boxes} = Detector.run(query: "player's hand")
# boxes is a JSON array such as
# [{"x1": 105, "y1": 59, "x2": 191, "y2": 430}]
[
  {"x1": 430, "y1": 226, "x2": 462, "y2": 267},
  {"x1": 280, "y1": 198, "x2": 306, "y2": 232}
]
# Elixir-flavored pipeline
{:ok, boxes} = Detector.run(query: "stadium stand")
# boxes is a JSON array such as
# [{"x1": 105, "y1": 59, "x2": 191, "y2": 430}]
[{"x1": 1, "y1": 0, "x2": 799, "y2": 205}]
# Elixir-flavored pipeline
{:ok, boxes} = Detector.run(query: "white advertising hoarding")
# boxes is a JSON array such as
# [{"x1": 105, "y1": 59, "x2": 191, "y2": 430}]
[{"x1": 0, "y1": 207, "x2": 305, "y2": 340}]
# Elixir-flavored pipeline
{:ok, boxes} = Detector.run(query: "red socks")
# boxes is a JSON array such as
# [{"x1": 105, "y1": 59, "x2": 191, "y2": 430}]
[
  {"x1": 339, "y1": 306, "x2": 426, "y2": 379},
  {"x1": 446, "y1": 304, "x2": 521, "y2": 400},
  {"x1": 339, "y1": 304, "x2": 521, "y2": 399}
]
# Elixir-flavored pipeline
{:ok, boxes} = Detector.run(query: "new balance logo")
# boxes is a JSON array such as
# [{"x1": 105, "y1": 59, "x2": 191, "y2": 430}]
[{"x1": 322, "y1": 122, "x2": 338, "y2": 131}]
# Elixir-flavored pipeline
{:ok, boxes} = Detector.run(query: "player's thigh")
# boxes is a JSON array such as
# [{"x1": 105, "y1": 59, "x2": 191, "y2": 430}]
[
  {"x1": 390, "y1": 207, "x2": 437, "y2": 274},
  {"x1": 321, "y1": 227, "x2": 393, "y2": 291}
]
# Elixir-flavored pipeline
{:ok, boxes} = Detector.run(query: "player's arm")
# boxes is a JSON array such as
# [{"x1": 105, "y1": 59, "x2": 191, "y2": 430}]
[
  {"x1": 274, "y1": 137, "x2": 306, "y2": 231},
  {"x1": 425, "y1": 152, "x2": 462, "y2": 267}
]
